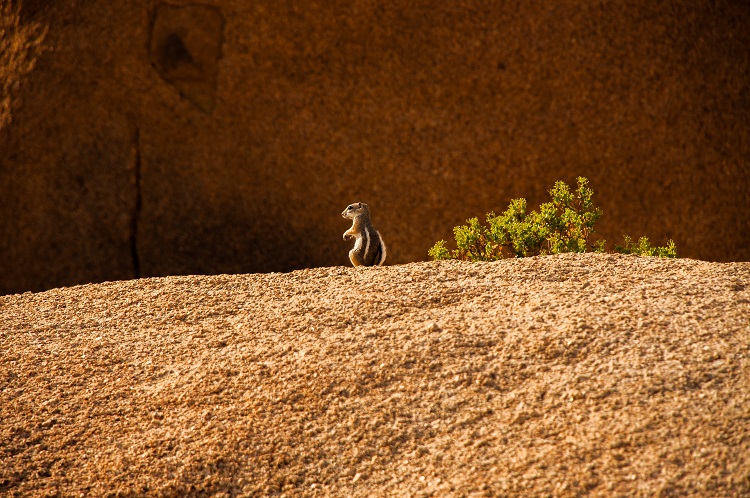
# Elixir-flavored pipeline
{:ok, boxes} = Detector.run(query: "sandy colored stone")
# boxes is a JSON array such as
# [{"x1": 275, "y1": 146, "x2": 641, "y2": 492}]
[
  {"x1": 2, "y1": 253, "x2": 749, "y2": 496},
  {"x1": 1, "y1": 1, "x2": 750, "y2": 295}
]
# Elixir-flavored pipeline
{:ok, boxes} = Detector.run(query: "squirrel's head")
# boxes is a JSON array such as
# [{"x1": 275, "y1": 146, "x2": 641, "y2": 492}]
[{"x1": 342, "y1": 202, "x2": 370, "y2": 220}]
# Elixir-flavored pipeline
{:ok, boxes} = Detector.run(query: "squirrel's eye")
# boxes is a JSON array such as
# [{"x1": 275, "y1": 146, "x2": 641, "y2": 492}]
[{"x1": 347, "y1": 206, "x2": 353, "y2": 210}]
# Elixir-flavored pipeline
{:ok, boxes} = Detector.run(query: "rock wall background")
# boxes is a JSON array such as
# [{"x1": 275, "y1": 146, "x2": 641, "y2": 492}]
[{"x1": 1, "y1": 0, "x2": 749, "y2": 294}]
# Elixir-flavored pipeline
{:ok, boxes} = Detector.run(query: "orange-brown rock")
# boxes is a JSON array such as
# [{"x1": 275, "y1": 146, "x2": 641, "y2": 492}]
[
  {"x1": 149, "y1": 4, "x2": 224, "y2": 114},
  {"x1": 1, "y1": 1, "x2": 749, "y2": 294}
]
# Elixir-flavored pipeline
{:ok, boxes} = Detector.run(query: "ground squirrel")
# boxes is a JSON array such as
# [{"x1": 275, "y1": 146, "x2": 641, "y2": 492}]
[{"x1": 341, "y1": 202, "x2": 387, "y2": 267}]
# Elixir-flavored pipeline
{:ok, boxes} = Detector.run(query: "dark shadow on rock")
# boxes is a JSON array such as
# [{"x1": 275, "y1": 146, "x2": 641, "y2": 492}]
[{"x1": 149, "y1": 3, "x2": 224, "y2": 113}]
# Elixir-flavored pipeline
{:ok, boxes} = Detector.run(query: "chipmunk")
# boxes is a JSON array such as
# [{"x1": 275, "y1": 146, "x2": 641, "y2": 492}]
[{"x1": 341, "y1": 202, "x2": 387, "y2": 267}]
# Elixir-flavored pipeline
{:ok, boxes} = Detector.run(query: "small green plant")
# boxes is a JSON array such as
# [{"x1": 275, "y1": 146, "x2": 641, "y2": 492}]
[
  {"x1": 615, "y1": 235, "x2": 677, "y2": 258},
  {"x1": 429, "y1": 177, "x2": 677, "y2": 261}
]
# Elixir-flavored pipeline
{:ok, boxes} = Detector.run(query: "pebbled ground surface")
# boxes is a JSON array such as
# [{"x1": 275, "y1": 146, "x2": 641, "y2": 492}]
[{"x1": 2, "y1": 253, "x2": 750, "y2": 497}]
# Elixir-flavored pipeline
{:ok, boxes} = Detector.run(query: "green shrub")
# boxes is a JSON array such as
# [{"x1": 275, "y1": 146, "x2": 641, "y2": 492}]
[
  {"x1": 616, "y1": 235, "x2": 678, "y2": 258},
  {"x1": 429, "y1": 177, "x2": 677, "y2": 261}
]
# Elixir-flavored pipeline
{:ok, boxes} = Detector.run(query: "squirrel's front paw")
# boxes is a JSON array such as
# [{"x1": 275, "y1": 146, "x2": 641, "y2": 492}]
[{"x1": 343, "y1": 233, "x2": 350, "y2": 241}]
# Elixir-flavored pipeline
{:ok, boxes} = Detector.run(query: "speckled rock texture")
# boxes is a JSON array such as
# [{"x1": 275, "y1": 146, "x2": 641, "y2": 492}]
[
  {"x1": 2, "y1": 253, "x2": 750, "y2": 496},
  {"x1": 1, "y1": 1, "x2": 749, "y2": 295}
]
